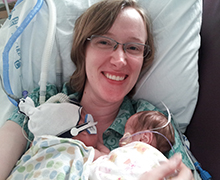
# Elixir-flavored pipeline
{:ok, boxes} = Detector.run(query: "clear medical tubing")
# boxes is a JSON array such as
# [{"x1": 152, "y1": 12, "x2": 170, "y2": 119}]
[
  {"x1": 3, "y1": 0, "x2": 10, "y2": 16},
  {"x1": 2, "y1": 0, "x2": 44, "y2": 106},
  {"x1": 119, "y1": 130, "x2": 175, "y2": 154},
  {"x1": 39, "y1": 0, "x2": 56, "y2": 104}
]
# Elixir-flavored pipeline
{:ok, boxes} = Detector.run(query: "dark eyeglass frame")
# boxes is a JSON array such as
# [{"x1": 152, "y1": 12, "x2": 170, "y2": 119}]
[{"x1": 87, "y1": 35, "x2": 150, "y2": 58}]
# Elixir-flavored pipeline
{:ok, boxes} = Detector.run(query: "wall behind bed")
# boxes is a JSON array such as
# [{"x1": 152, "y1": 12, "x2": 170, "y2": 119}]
[{"x1": 186, "y1": 0, "x2": 220, "y2": 179}]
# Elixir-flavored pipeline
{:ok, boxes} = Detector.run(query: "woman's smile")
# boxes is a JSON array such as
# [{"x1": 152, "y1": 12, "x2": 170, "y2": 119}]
[{"x1": 103, "y1": 72, "x2": 128, "y2": 81}]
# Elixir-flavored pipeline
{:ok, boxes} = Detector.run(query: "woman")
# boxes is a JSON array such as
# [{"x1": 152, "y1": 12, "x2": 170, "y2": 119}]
[{"x1": 0, "y1": 0, "x2": 194, "y2": 179}]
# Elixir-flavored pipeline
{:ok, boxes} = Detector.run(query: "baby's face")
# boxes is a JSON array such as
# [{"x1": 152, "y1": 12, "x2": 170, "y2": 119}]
[
  {"x1": 124, "y1": 113, "x2": 138, "y2": 134},
  {"x1": 72, "y1": 117, "x2": 98, "y2": 147},
  {"x1": 72, "y1": 130, "x2": 98, "y2": 147},
  {"x1": 119, "y1": 114, "x2": 141, "y2": 146}
]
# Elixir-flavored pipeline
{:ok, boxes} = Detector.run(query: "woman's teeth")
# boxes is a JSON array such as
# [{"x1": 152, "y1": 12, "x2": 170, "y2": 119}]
[{"x1": 105, "y1": 73, "x2": 125, "y2": 81}]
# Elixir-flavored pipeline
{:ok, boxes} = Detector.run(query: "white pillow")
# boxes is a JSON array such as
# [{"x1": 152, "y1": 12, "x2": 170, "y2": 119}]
[
  {"x1": 134, "y1": 0, "x2": 202, "y2": 132},
  {"x1": 0, "y1": 0, "x2": 202, "y2": 132}
]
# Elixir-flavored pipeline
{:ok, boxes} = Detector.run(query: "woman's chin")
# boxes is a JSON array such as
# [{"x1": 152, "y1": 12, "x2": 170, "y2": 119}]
[{"x1": 101, "y1": 91, "x2": 127, "y2": 103}]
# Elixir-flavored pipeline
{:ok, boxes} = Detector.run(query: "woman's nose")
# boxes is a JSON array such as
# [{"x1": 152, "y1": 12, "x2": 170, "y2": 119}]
[{"x1": 110, "y1": 45, "x2": 127, "y2": 68}]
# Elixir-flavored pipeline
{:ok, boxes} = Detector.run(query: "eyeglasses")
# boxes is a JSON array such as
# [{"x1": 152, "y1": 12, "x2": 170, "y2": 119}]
[{"x1": 87, "y1": 35, "x2": 150, "y2": 58}]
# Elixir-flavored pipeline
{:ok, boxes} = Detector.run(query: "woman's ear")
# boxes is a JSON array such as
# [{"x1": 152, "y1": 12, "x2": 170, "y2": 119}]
[{"x1": 140, "y1": 132, "x2": 154, "y2": 145}]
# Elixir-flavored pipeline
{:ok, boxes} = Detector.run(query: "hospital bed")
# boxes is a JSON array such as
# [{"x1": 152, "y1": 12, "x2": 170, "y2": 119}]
[{"x1": 0, "y1": 0, "x2": 216, "y2": 179}]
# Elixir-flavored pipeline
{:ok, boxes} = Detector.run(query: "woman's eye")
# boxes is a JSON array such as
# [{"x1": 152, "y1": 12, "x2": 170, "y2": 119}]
[
  {"x1": 99, "y1": 40, "x2": 109, "y2": 45},
  {"x1": 126, "y1": 44, "x2": 145, "y2": 55},
  {"x1": 127, "y1": 45, "x2": 140, "y2": 51},
  {"x1": 98, "y1": 39, "x2": 112, "y2": 46},
  {"x1": 94, "y1": 38, "x2": 113, "y2": 49}
]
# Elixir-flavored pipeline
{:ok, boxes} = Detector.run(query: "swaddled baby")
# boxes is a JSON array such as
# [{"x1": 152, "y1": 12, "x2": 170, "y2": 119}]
[{"x1": 89, "y1": 110, "x2": 175, "y2": 180}]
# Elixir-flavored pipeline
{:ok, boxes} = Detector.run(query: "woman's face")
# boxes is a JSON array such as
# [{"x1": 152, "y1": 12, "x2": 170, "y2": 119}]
[{"x1": 85, "y1": 7, "x2": 147, "y2": 103}]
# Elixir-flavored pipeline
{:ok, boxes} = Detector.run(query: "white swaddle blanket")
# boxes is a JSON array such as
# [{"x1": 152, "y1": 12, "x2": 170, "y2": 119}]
[{"x1": 89, "y1": 141, "x2": 167, "y2": 180}]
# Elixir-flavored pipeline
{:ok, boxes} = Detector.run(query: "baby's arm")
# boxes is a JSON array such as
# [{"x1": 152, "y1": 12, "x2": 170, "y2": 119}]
[{"x1": 94, "y1": 142, "x2": 110, "y2": 161}]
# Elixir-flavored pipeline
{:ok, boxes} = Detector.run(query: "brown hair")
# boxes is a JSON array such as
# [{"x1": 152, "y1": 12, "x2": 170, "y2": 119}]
[
  {"x1": 69, "y1": 0, "x2": 155, "y2": 96},
  {"x1": 133, "y1": 111, "x2": 175, "y2": 153}
]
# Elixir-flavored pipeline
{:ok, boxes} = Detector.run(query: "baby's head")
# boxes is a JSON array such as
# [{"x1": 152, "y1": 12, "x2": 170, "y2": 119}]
[
  {"x1": 71, "y1": 114, "x2": 98, "y2": 148},
  {"x1": 121, "y1": 111, "x2": 175, "y2": 153}
]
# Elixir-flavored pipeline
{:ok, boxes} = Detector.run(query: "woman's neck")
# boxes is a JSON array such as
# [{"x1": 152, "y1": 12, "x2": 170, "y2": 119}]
[{"x1": 80, "y1": 90, "x2": 123, "y2": 135}]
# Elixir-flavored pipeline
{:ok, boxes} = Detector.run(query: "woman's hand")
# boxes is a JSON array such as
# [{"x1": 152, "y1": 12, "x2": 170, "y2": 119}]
[{"x1": 139, "y1": 153, "x2": 194, "y2": 180}]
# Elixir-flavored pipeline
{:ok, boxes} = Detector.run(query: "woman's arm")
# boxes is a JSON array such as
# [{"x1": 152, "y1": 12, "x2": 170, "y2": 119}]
[
  {"x1": 139, "y1": 153, "x2": 194, "y2": 180},
  {"x1": 0, "y1": 120, "x2": 27, "y2": 180}
]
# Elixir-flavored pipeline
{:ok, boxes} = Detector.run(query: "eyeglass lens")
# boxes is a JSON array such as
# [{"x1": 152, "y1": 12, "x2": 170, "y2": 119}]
[{"x1": 88, "y1": 35, "x2": 150, "y2": 58}]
